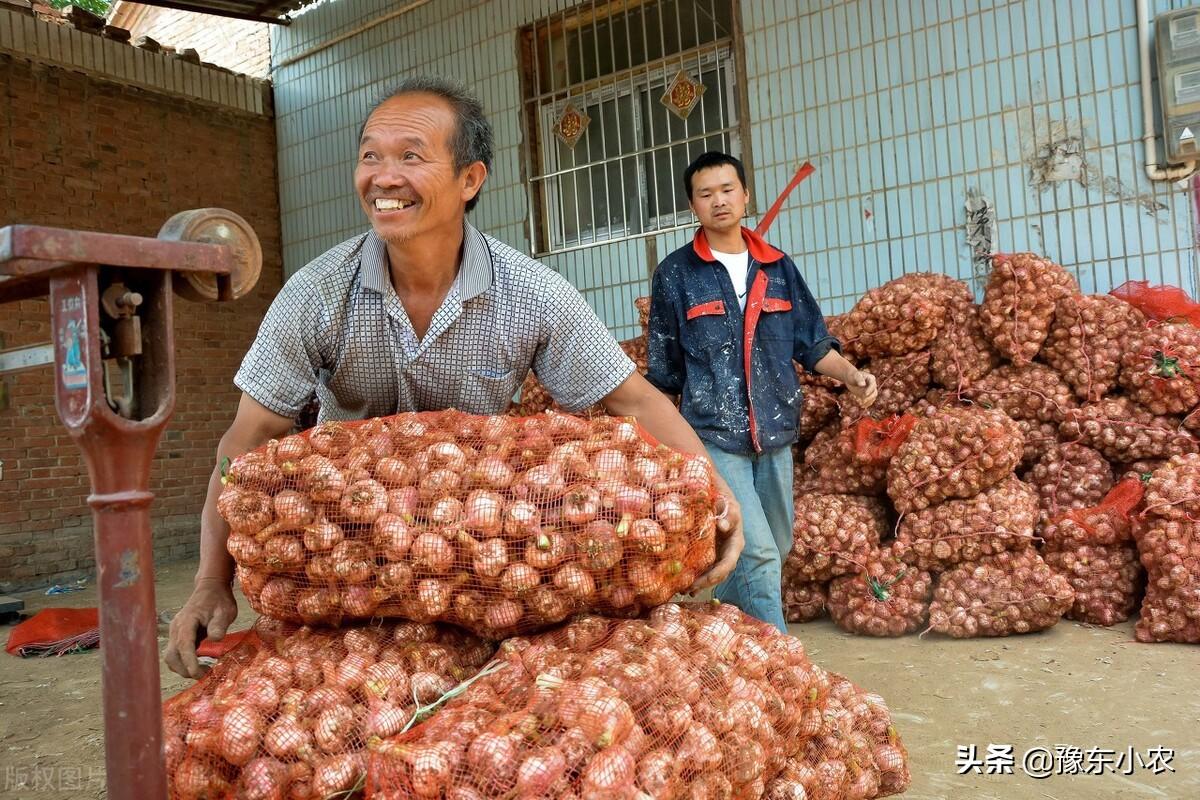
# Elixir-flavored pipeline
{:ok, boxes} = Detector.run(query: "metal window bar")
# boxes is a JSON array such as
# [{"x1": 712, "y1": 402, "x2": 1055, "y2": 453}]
[{"x1": 525, "y1": 0, "x2": 738, "y2": 254}]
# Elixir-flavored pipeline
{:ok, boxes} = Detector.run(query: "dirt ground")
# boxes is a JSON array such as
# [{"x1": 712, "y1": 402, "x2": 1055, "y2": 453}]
[{"x1": 0, "y1": 557, "x2": 1196, "y2": 799}]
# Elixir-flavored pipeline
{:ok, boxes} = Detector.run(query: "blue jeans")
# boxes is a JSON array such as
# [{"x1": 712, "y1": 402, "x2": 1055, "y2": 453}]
[{"x1": 704, "y1": 444, "x2": 794, "y2": 632}]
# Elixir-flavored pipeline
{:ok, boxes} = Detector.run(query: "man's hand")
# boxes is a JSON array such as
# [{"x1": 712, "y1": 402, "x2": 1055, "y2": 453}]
[
  {"x1": 163, "y1": 577, "x2": 238, "y2": 679},
  {"x1": 846, "y1": 369, "x2": 878, "y2": 407},
  {"x1": 690, "y1": 491, "x2": 744, "y2": 592}
]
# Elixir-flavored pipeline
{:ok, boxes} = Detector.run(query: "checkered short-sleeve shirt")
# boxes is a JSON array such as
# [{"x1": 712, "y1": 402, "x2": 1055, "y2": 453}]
[{"x1": 235, "y1": 222, "x2": 635, "y2": 422}]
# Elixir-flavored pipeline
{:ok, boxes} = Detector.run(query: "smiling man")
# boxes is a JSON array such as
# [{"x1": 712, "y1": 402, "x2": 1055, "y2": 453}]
[
  {"x1": 163, "y1": 77, "x2": 745, "y2": 679},
  {"x1": 646, "y1": 151, "x2": 877, "y2": 632}
]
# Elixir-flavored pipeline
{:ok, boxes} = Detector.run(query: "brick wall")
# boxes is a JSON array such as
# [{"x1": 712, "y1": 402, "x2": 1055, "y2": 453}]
[
  {"x1": 113, "y1": 3, "x2": 271, "y2": 77},
  {"x1": 0, "y1": 52, "x2": 282, "y2": 591}
]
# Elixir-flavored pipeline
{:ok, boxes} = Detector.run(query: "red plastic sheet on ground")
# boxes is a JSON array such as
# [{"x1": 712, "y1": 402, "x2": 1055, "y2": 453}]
[{"x1": 5, "y1": 607, "x2": 99, "y2": 657}]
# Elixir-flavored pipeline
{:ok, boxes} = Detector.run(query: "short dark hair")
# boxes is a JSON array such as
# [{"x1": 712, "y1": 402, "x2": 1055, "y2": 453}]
[
  {"x1": 683, "y1": 151, "x2": 747, "y2": 199},
  {"x1": 359, "y1": 76, "x2": 494, "y2": 212}
]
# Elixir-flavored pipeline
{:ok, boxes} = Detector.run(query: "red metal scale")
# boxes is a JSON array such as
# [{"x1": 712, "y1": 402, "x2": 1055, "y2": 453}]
[{"x1": 0, "y1": 210, "x2": 262, "y2": 799}]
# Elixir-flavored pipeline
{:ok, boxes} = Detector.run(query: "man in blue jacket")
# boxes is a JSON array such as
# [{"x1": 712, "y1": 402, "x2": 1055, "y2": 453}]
[{"x1": 646, "y1": 151, "x2": 877, "y2": 631}]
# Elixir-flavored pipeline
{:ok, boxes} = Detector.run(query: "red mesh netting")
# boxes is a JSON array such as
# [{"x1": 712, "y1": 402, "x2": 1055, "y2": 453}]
[
  {"x1": 161, "y1": 618, "x2": 496, "y2": 799},
  {"x1": 964, "y1": 363, "x2": 1077, "y2": 424},
  {"x1": 782, "y1": 572, "x2": 829, "y2": 623},
  {"x1": 1041, "y1": 544, "x2": 1143, "y2": 627},
  {"x1": 840, "y1": 352, "x2": 931, "y2": 429},
  {"x1": 363, "y1": 602, "x2": 910, "y2": 799},
  {"x1": 927, "y1": 549, "x2": 1074, "y2": 637},
  {"x1": 1041, "y1": 294, "x2": 1146, "y2": 402},
  {"x1": 796, "y1": 424, "x2": 888, "y2": 496},
  {"x1": 1110, "y1": 279, "x2": 1200, "y2": 326},
  {"x1": 800, "y1": 386, "x2": 841, "y2": 444},
  {"x1": 635, "y1": 296, "x2": 652, "y2": 337},
  {"x1": 786, "y1": 493, "x2": 891, "y2": 582},
  {"x1": 768, "y1": 675, "x2": 912, "y2": 799},
  {"x1": 827, "y1": 550, "x2": 932, "y2": 637},
  {"x1": 1039, "y1": 480, "x2": 1146, "y2": 626},
  {"x1": 1118, "y1": 322, "x2": 1200, "y2": 416},
  {"x1": 1058, "y1": 397, "x2": 1199, "y2": 462},
  {"x1": 1013, "y1": 419, "x2": 1060, "y2": 469},
  {"x1": 929, "y1": 292, "x2": 1000, "y2": 392},
  {"x1": 853, "y1": 414, "x2": 919, "y2": 466},
  {"x1": 978, "y1": 252, "x2": 1080, "y2": 365},
  {"x1": 1115, "y1": 459, "x2": 1166, "y2": 483},
  {"x1": 511, "y1": 338, "x2": 649, "y2": 417},
  {"x1": 1141, "y1": 452, "x2": 1200, "y2": 521},
  {"x1": 836, "y1": 274, "x2": 952, "y2": 359},
  {"x1": 219, "y1": 411, "x2": 720, "y2": 637},
  {"x1": 1132, "y1": 518, "x2": 1200, "y2": 643},
  {"x1": 886, "y1": 407, "x2": 1024, "y2": 513},
  {"x1": 891, "y1": 476, "x2": 1038, "y2": 571},
  {"x1": 1023, "y1": 443, "x2": 1114, "y2": 528}
]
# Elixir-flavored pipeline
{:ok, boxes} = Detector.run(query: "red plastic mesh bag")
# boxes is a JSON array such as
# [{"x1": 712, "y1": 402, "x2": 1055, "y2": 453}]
[
  {"x1": 1040, "y1": 478, "x2": 1144, "y2": 548},
  {"x1": 1132, "y1": 517, "x2": 1200, "y2": 643},
  {"x1": 1135, "y1": 581, "x2": 1200, "y2": 643},
  {"x1": 220, "y1": 411, "x2": 721, "y2": 637},
  {"x1": 853, "y1": 414, "x2": 919, "y2": 466},
  {"x1": 1110, "y1": 279, "x2": 1200, "y2": 326},
  {"x1": 886, "y1": 406, "x2": 1024, "y2": 513},
  {"x1": 979, "y1": 252, "x2": 1080, "y2": 364},
  {"x1": 906, "y1": 388, "x2": 962, "y2": 419},
  {"x1": 1115, "y1": 459, "x2": 1166, "y2": 483},
  {"x1": 786, "y1": 493, "x2": 890, "y2": 582},
  {"x1": 927, "y1": 549, "x2": 1074, "y2": 637},
  {"x1": 930, "y1": 295, "x2": 1001, "y2": 391},
  {"x1": 511, "y1": 338, "x2": 649, "y2": 417},
  {"x1": 827, "y1": 550, "x2": 932, "y2": 637},
  {"x1": 4, "y1": 607, "x2": 99, "y2": 657},
  {"x1": 1013, "y1": 419, "x2": 1059, "y2": 468},
  {"x1": 836, "y1": 273, "x2": 951, "y2": 358},
  {"x1": 841, "y1": 352, "x2": 931, "y2": 429},
  {"x1": 635, "y1": 295, "x2": 652, "y2": 336},
  {"x1": 796, "y1": 424, "x2": 888, "y2": 496},
  {"x1": 1118, "y1": 322, "x2": 1200, "y2": 416},
  {"x1": 1041, "y1": 294, "x2": 1145, "y2": 402},
  {"x1": 1141, "y1": 452, "x2": 1200, "y2": 521},
  {"x1": 800, "y1": 386, "x2": 840, "y2": 444},
  {"x1": 964, "y1": 363, "x2": 1077, "y2": 423},
  {"x1": 1041, "y1": 544, "x2": 1142, "y2": 627},
  {"x1": 1023, "y1": 443, "x2": 1114, "y2": 528},
  {"x1": 767, "y1": 674, "x2": 912, "y2": 799},
  {"x1": 892, "y1": 476, "x2": 1038, "y2": 571},
  {"x1": 161, "y1": 618, "x2": 495, "y2": 799},
  {"x1": 365, "y1": 602, "x2": 909, "y2": 799},
  {"x1": 1058, "y1": 397, "x2": 1199, "y2": 461},
  {"x1": 781, "y1": 572, "x2": 828, "y2": 623}
]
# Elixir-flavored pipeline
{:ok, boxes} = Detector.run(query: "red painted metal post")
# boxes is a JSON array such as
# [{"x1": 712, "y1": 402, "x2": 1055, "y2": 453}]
[
  {"x1": 0, "y1": 216, "x2": 252, "y2": 800},
  {"x1": 50, "y1": 266, "x2": 175, "y2": 799}
]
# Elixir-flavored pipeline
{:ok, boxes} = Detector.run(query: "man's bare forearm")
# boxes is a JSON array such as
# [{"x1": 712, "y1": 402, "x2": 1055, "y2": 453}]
[{"x1": 813, "y1": 349, "x2": 860, "y2": 385}]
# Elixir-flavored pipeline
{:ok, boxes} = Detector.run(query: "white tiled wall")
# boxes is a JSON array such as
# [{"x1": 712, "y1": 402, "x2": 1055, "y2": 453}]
[{"x1": 273, "y1": 0, "x2": 1199, "y2": 337}]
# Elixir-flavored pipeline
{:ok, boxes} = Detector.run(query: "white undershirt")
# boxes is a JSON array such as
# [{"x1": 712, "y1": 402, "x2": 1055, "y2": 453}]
[{"x1": 711, "y1": 247, "x2": 751, "y2": 311}]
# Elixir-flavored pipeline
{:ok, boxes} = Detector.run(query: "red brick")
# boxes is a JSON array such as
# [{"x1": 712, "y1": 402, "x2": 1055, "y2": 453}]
[{"x1": 0, "y1": 53, "x2": 282, "y2": 591}]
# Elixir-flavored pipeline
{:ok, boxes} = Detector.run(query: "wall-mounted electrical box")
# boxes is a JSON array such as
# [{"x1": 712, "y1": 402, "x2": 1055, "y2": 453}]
[{"x1": 1157, "y1": 7, "x2": 1200, "y2": 163}]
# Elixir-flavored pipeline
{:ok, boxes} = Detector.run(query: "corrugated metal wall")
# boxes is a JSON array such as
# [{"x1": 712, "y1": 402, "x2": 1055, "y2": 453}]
[{"x1": 273, "y1": 0, "x2": 1198, "y2": 336}]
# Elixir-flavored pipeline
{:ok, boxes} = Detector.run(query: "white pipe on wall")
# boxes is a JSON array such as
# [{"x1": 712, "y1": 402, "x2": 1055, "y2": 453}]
[{"x1": 1138, "y1": 0, "x2": 1197, "y2": 181}]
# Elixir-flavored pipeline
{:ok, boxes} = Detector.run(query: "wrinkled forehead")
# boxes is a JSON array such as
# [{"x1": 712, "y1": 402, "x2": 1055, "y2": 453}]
[{"x1": 358, "y1": 92, "x2": 456, "y2": 149}]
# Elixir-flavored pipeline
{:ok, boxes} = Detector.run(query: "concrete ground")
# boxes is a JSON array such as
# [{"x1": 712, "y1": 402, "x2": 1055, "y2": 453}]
[{"x1": 0, "y1": 558, "x2": 1196, "y2": 799}]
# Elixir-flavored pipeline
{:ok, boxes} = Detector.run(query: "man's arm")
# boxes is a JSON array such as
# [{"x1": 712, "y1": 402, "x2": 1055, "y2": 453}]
[
  {"x1": 813, "y1": 349, "x2": 878, "y2": 407},
  {"x1": 601, "y1": 372, "x2": 745, "y2": 592},
  {"x1": 163, "y1": 393, "x2": 294, "y2": 679}
]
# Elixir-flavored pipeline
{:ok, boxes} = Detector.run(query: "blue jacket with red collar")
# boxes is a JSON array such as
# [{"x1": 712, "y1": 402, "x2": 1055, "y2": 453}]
[{"x1": 645, "y1": 226, "x2": 840, "y2": 455}]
